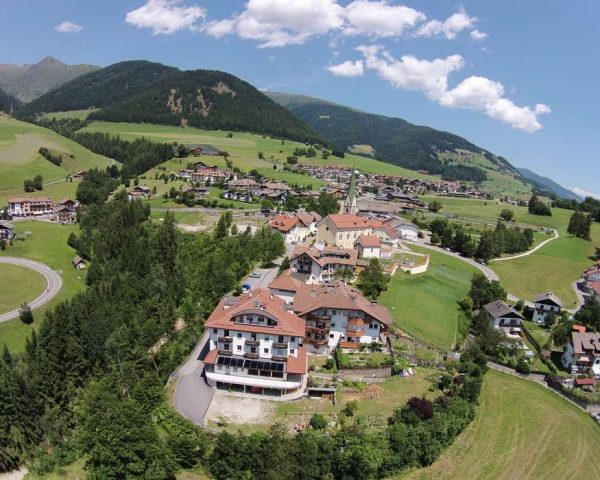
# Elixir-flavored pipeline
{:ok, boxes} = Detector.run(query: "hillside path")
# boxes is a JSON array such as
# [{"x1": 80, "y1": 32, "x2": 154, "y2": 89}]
[
  {"x1": 0, "y1": 257, "x2": 62, "y2": 323},
  {"x1": 490, "y1": 229, "x2": 559, "y2": 262}
]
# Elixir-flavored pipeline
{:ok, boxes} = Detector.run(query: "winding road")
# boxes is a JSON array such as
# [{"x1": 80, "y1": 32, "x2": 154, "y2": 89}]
[
  {"x1": 0, "y1": 257, "x2": 62, "y2": 323},
  {"x1": 490, "y1": 229, "x2": 559, "y2": 262}
]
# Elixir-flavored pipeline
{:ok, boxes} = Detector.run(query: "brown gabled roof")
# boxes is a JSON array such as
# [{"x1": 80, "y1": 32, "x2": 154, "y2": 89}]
[
  {"x1": 588, "y1": 282, "x2": 600, "y2": 295},
  {"x1": 268, "y1": 268, "x2": 307, "y2": 293},
  {"x1": 295, "y1": 212, "x2": 321, "y2": 227},
  {"x1": 483, "y1": 300, "x2": 524, "y2": 320},
  {"x1": 323, "y1": 214, "x2": 382, "y2": 230},
  {"x1": 533, "y1": 292, "x2": 563, "y2": 308},
  {"x1": 291, "y1": 244, "x2": 358, "y2": 267},
  {"x1": 269, "y1": 214, "x2": 300, "y2": 233},
  {"x1": 286, "y1": 346, "x2": 307, "y2": 374},
  {"x1": 571, "y1": 332, "x2": 600, "y2": 355},
  {"x1": 205, "y1": 289, "x2": 305, "y2": 337},
  {"x1": 373, "y1": 225, "x2": 400, "y2": 239},
  {"x1": 293, "y1": 281, "x2": 392, "y2": 326},
  {"x1": 8, "y1": 197, "x2": 53, "y2": 204},
  {"x1": 355, "y1": 235, "x2": 381, "y2": 248}
]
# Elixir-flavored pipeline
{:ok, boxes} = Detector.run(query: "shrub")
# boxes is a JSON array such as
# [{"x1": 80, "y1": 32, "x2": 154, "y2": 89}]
[
  {"x1": 342, "y1": 400, "x2": 358, "y2": 417},
  {"x1": 309, "y1": 413, "x2": 328, "y2": 430}
]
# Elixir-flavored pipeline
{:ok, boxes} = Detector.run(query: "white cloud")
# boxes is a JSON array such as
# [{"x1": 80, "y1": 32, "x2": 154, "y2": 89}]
[
  {"x1": 470, "y1": 29, "x2": 488, "y2": 41},
  {"x1": 125, "y1": 0, "x2": 206, "y2": 35},
  {"x1": 417, "y1": 10, "x2": 478, "y2": 39},
  {"x1": 572, "y1": 188, "x2": 600, "y2": 200},
  {"x1": 327, "y1": 60, "x2": 364, "y2": 77},
  {"x1": 353, "y1": 46, "x2": 550, "y2": 132},
  {"x1": 54, "y1": 21, "x2": 83, "y2": 34},
  {"x1": 342, "y1": 1, "x2": 425, "y2": 37},
  {"x1": 202, "y1": 1, "x2": 481, "y2": 47}
]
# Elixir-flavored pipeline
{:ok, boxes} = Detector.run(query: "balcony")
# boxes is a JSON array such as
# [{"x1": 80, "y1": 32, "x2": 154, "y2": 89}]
[
  {"x1": 218, "y1": 336, "x2": 233, "y2": 343},
  {"x1": 244, "y1": 352, "x2": 259, "y2": 359},
  {"x1": 218, "y1": 348, "x2": 232, "y2": 356},
  {"x1": 246, "y1": 339, "x2": 259, "y2": 346},
  {"x1": 273, "y1": 342, "x2": 288, "y2": 349},
  {"x1": 346, "y1": 328, "x2": 365, "y2": 336},
  {"x1": 306, "y1": 325, "x2": 330, "y2": 334},
  {"x1": 305, "y1": 337, "x2": 328, "y2": 346},
  {"x1": 271, "y1": 355, "x2": 287, "y2": 362}
]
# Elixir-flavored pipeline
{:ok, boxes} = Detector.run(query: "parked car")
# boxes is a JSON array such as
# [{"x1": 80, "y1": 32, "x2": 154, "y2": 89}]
[
  {"x1": 476, "y1": 258, "x2": 487, "y2": 266},
  {"x1": 241, "y1": 283, "x2": 251, "y2": 293},
  {"x1": 249, "y1": 272, "x2": 261, "y2": 278}
]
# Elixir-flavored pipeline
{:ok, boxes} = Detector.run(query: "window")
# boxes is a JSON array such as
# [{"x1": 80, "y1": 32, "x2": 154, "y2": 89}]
[
  {"x1": 213, "y1": 328, "x2": 218, "y2": 334},
  {"x1": 264, "y1": 348, "x2": 269, "y2": 354},
  {"x1": 331, "y1": 322, "x2": 336, "y2": 328},
  {"x1": 264, "y1": 336, "x2": 269, "y2": 341},
  {"x1": 251, "y1": 334, "x2": 257, "y2": 340},
  {"x1": 224, "y1": 329, "x2": 230, "y2": 336},
  {"x1": 223, "y1": 344, "x2": 230, "y2": 350},
  {"x1": 250, "y1": 347, "x2": 256, "y2": 353},
  {"x1": 237, "y1": 332, "x2": 242, "y2": 338},
  {"x1": 329, "y1": 334, "x2": 335, "y2": 339},
  {"x1": 278, "y1": 336, "x2": 284, "y2": 343},
  {"x1": 290, "y1": 349, "x2": 295, "y2": 355},
  {"x1": 332, "y1": 310, "x2": 337, "y2": 316},
  {"x1": 291, "y1": 337, "x2": 296, "y2": 342},
  {"x1": 237, "y1": 345, "x2": 242, "y2": 351}
]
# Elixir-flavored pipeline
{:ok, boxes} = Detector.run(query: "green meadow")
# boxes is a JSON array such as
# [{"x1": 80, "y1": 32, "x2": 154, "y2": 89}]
[{"x1": 0, "y1": 263, "x2": 46, "y2": 315}]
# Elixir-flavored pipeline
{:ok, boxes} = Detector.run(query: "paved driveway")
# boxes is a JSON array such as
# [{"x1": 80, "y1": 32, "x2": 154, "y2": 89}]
[{"x1": 0, "y1": 257, "x2": 62, "y2": 323}]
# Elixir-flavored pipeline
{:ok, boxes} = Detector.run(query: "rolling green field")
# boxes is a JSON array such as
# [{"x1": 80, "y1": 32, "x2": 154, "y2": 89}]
[
  {"x1": 0, "y1": 263, "x2": 46, "y2": 314},
  {"x1": 41, "y1": 109, "x2": 99, "y2": 120},
  {"x1": 380, "y1": 248, "x2": 478, "y2": 350},
  {"x1": 0, "y1": 221, "x2": 86, "y2": 353},
  {"x1": 0, "y1": 114, "x2": 115, "y2": 205},
  {"x1": 420, "y1": 196, "x2": 600, "y2": 306},
  {"x1": 396, "y1": 370, "x2": 600, "y2": 480},
  {"x1": 80, "y1": 121, "x2": 437, "y2": 184}
]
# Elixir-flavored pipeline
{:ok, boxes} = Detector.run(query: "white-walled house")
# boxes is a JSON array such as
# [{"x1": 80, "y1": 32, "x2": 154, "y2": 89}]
[
  {"x1": 316, "y1": 214, "x2": 382, "y2": 249},
  {"x1": 562, "y1": 331, "x2": 600, "y2": 378},
  {"x1": 382, "y1": 217, "x2": 421, "y2": 242},
  {"x1": 532, "y1": 292, "x2": 563, "y2": 324},
  {"x1": 355, "y1": 235, "x2": 381, "y2": 259},
  {"x1": 269, "y1": 214, "x2": 308, "y2": 244},
  {"x1": 288, "y1": 244, "x2": 358, "y2": 284},
  {"x1": 483, "y1": 300, "x2": 525, "y2": 329},
  {"x1": 292, "y1": 281, "x2": 392, "y2": 355},
  {"x1": 203, "y1": 289, "x2": 307, "y2": 397}
]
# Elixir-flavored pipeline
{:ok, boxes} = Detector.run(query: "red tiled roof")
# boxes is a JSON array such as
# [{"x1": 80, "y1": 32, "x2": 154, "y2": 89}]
[
  {"x1": 268, "y1": 268, "x2": 306, "y2": 292},
  {"x1": 323, "y1": 214, "x2": 382, "y2": 230},
  {"x1": 589, "y1": 282, "x2": 600, "y2": 295},
  {"x1": 269, "y1": 214, "x2": 300, "y2": 233},
  {"x1": 286, "y1": 346, "x2": 307, "y2": 374},
  {"x1": 295, "y1": 212, "x2": 321, "y2": 227},
  {"x1": 575, "y1": 378, "x2": 597, "y2": 386},
  {"x1": 203, "y1": 349, "x2": 218, "y2": 365},
  {"x1": 293, "y1": 281, "x2": 392, "y2": 326},
  {"x1": 291, "y1": 244, "x2": 358, "y2": 267},
  {"x1": 205, "y1": 289, "x2": 305, "y2": 337},
  {"x1": 572, "y1": 324, "x2": 587, "y2": 333},
  {"x1": 355, "y1": 235, "x2": 381, "y2": 248},
  {"x1": 8, "y1": 197, "x2": 53, "y2": 204}
]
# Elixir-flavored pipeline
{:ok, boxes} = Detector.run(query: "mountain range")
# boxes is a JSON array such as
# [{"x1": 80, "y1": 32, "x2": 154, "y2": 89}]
[
  {"x1": 518, "y1": 168, "x2": 582, "y2": 201},
  {"x1": 0, "y1": 56, "x2": 99, "y2": 103},
  {"x1": 0, "y1": 87, "x2": 20, "y2": 113},
  {"x1": 6, "y1": 57, "x2": 577, "y2": 199}
]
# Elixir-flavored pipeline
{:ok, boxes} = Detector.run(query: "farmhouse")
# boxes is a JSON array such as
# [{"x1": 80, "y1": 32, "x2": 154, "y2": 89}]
[
  {"x1": 72, "y1": 255, "x2": 86, "y2": 270},
  {"x1": 293, "y1": 281, "x2": 392, "y2": 354},
  {"x1": 54, "y1": 198, "x2": 77, "y2": 223},
  {"x1": 269, "y1": 214, "x2": 306, "y2": 244},
  {"x1": 357, "y1": 199, "x2": 398, "y2": 218},
  {"x1": 289, "y1": 244, "x2": 358, "y2": 283},
  {"x1": 562, "y1": 331, "x2": 600, "y2": 378},
  {"x1": 203, "y1": 289, "x2": 307, "y2": 397},
  {"x1": 355, "y1": 235, "x2": 381, "y2": 259},
  {"x1": 483, "y1": 300, "x2": 525, "y2": 329},
  {"x1": 7, "y1": 197, "x2": 54, "y2": 217},
  {"x1": 0, "y1": 220, "x2": 14, "y2": 240},
  {"x1": 531, "y1": 292, "x2": 563, "y2": 324}
]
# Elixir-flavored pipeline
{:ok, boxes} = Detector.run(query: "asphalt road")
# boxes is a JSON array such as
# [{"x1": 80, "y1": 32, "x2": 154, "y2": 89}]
[{"x1": 0, "y1": 257, "x2": 62, "y2": 323}]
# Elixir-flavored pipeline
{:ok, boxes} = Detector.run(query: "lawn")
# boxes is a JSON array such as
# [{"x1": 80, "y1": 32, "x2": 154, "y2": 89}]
[
  {"x1": 395, "y1": 369, "x2": 600, "y2": 480},
  {"x1": 418, "y1": 196, "x2": 600, "y2": 307},
  {"x1": 0, "y1": 221, "x2": 86, "y2": 353},
  {"x1": 0, "y1": 114, "x2": 115, "y2": 204},
  {"x1": 380, "y1": 248, "x2": 479, "y2": 350},
  {"x1": 0, "y1": 263, "x2": 46, "y2": 314},
  {"x1": 40, "y1": 108, "x2": 99, "y2": 120}
]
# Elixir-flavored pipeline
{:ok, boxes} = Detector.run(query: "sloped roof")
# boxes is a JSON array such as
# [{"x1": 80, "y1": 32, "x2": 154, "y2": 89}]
[
  {"x1": 483, "y1": 300, "x2": 524, "y2": 320},
  {"x1": 269, "y1": 214, "x2": 300, "y2": 233},
  {"x1": 295, "y1": 212, "x2": 321, "y2": 227},
  {"x1": 355, "y1": 235, "x2": 381, "y2": 248},
  {"x1": 205, "y1": 288, "x2": 305, "y2": 337},
  {"x1": 322, "y1": 214, "x2": 382, "y2": 230},
  {"x1": 533, "y1": 292, "x2": 563, "y2": 308},
  {"x1": 571, "y1": 332, "x2": 600, "y2": 355},
  {"x1": 291, "y1": 244, "x2": 358, "y2": 267},
  {"x1": 293, "y1": 281, "x2": 392, "y2": 325},
  {"x1": 268, "y1": 268, "x2": 307, "y2": 293}
]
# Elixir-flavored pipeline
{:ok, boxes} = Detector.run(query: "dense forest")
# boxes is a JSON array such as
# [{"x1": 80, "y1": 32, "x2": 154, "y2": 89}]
[
  {"x1": 0, "y1": 86, "x2": 20, "y2": 112},
  {"x1": 18, "y1": 60, "x2": 179, "y2": 115},
  {"x1": 271, "y1": 99, "x2": 515, "y2": 180},
  {"x1": 18, "y1": 61, "x2": 323, "y2": 145}
]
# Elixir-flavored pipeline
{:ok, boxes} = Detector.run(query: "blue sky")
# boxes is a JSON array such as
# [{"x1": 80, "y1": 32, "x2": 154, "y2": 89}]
[{"x1": 0, "y1": 1, "x2": 598, "y2": 197}]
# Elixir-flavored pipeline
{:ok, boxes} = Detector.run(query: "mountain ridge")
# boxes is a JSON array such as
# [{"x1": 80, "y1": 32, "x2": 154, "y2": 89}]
[
  {"x1": 517, "y1": 168, "x2": 582, "y2": 201},
  {"x1": 0, "y1": 56, "x2": 100, "y2": 102}
]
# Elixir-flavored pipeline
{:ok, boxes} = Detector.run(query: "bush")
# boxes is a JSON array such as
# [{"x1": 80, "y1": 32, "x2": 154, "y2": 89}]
[
  {"x1": 516, "y1": 357, "x2": 531, "y2": 374},
  {"x1": 342, "y1": 400, "x2": 358, "y2": 417},
  {"x1": 19, "y1": 303, "x2": 33, "y2": 324},
  {"x1": 309, "y1": 413, "x2": 328, "y2": 430}
]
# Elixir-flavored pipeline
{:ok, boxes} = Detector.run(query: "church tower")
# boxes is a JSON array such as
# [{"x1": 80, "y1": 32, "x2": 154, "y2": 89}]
[{"x1": 343, "y1": 168, "x2": 358, "y2": 214}]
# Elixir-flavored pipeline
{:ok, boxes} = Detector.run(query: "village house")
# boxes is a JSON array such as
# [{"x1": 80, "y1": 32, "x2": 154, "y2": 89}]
[
  {"x1": 531, "y1": 292, "x2": 563, "y2": 324},
  {"x1": 288, "y1": 243, "x2": 358, "y2": 284},
  {"x1": 7, "y1": 197, "x2": 54, "y2": 218},
  {"x1": 227, "y1": 178, "x2": 260, "y2": 193},
  {"x1": 268, "y1": 268, "x2": 309, "y2": 304},
  {"x1": 269, "y1": 214, "x2": 307, "y2": 244},
  {"x1": 72, "y1": 255, "x2": 86, "y2": 270},
  {"x1": 181, "y1": 185, "x2": 210, "y2": 197},
  {"x1": 381, "y1": 217, "x2": 421, "y2": 242},
  {"x1": 482, "y1": 300, "x2": 525, "y2": 330},
  {"x1": 191, "y1": 166, "x2": 231, "y2": 184},
  {"x1": 128, "y1": 186, "x2": 152, "y2": 201},
  {"x1": 372, "y1": 225, "x2": 401, "y2": 247},
  {"x1": 202, "y1": 289, "x2": 307, "y2": 397},
  {"x1": 354, "y1": 235, "x2": 382, "y2": 259},
  {"x1": 54, "y1": 198, "x2": 77, "y2": 223},
  {"x1": 562, "y1": 331, "x2": 600, "y2": 378},
  {"x1": 0, "y1": 220, "x2": 14, "y2": 240},
  {"x1": 292, "y1": 281, "x2": 392, "y2": 354},
  {"x1": 222, "y1": 190, "x2": 253, "y2": 203},
  {"x1": 357, "y1": 199, "x2": 398, "y2": 218},
  {"x1": 583, "y1": 263, "x2": 600, "y2": 300},
  {"x1": 316, "y1": 214, "x2": 382, "y2": 249}
]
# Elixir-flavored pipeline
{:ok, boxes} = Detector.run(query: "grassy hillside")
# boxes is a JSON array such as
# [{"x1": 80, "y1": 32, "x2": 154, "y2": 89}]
[
  {"x1": 269, "y1": 92, "x2": 532, "y2": 198},
  {"x1": 396, "y1": 370, "x2": 600, "y2": 480},
  {"x1": 419, "y1": 196, "x2": 599, "y2": 306},
  {"x1": 80, "y1": 121, "x2": 438, "y2": 187},
  {"x1": 380, "y1": 248, "x2": 478, "y2": 350},
  {"x1": 0, "y1": 114, "x2": 115, "y2": 205}
]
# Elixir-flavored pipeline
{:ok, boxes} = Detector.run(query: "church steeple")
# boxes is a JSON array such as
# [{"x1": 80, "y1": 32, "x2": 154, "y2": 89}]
[{"x1": 344, "y1": 167, "x2": 358, "y2": 214}]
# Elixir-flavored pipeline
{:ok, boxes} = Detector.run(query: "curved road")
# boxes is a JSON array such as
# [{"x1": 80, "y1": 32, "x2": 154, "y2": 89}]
[
  {"x1": 491, "y1": 229, "x2": 559, "y2": 262},
  {"x1": 0, "y1": 257, "x2": 62, "y2": 323}
]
